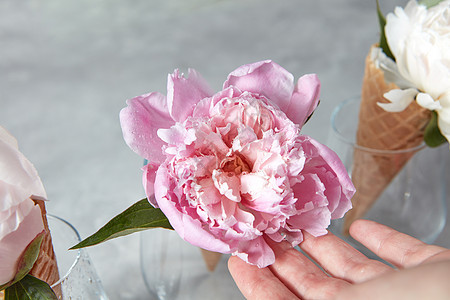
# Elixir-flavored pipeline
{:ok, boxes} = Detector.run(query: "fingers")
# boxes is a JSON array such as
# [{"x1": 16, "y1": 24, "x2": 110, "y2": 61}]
[
  {"x1": 229, "y1": 240, "x2": 351, "y2": 300},
  {"x1": 267, "y1": 239, "x2": 351, "y2": 300},
  {"x1": 335, "y1": 260, "x2": 450, "y2": 300},
  {"x1": 228, "y1": 255, "x2": 299, "y2": 300},
  {"x1": 349, "y1": 219, "x2": 450, "y2": 268},
  {"x1": 299, "y1": 231, "x2": 392, "y2": 283}
]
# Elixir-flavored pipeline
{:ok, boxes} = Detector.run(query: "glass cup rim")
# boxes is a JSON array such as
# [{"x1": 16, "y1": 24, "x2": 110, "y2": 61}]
[
  {"x1": 331, "y1": 96, "x2": 427, "y2": 154},
  {"x1": 47, "y1": 214, "x2": 82, "y2": 288}
]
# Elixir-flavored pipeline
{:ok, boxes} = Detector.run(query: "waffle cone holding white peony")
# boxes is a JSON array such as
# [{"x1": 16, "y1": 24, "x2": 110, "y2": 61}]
[{"x1": 342, "y1": 45, "x2": 431, "y2": 234}]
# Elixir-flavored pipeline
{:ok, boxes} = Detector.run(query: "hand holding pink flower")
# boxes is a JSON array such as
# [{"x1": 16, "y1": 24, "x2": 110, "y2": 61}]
[{"x1": 120, "y1": 61, "x2": 354, "y2": 268}]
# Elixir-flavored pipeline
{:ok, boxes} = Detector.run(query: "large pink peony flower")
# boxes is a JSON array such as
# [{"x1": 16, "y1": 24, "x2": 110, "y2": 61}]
[
  {"x1": 0, "y1": 126, "x2": 46, "y2": 286},
  {"x1": 120, "y1": 60, "x2": 354, "y2": 268}
]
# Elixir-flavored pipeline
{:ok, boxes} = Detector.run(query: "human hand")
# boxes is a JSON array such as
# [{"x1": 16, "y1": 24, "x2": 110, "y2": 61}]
[{"x1": 228, "y1": 219, "x2": 450, "y2": 300}]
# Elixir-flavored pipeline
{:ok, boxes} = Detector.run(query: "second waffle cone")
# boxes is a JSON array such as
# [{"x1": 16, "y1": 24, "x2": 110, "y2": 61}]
[
  {"x1": 342, "y1": 46, "x2": 430, "y2": 234},
  {"x1": 200, "y1": 249, "x2": 222, "y2": 272}
]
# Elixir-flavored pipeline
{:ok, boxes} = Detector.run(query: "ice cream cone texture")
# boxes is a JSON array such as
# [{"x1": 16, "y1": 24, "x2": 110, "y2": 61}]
[
  {"x1": 200, "y1": 248, "x2": 222, "y2": 272},
  {"x1": 342, "y1": 45, "x2": 431, "y2": 234},
  {"x1": 29, "y1": 200, "x2": 61, "y2": 296}
]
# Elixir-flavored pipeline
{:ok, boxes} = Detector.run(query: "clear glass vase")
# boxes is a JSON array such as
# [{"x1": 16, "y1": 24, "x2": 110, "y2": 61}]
[
  {"x1": 327, "y1": 97, "x2": 447, "y2": 257},
  {"x1": 140, "y1": 199, "x2": 244, "y2": 299},
  {"x1": 140, "y1": 228, "x2": 183, "y2": 300},
  {"x1": 48, "y1": 215, "x2": 109, "y2": 300}
]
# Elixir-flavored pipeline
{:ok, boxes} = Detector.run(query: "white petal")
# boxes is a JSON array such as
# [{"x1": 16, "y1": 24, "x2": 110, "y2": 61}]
[
  {"x1": 384, "y1": 0, "x2": 450, "y2": 100},
  {"x1": 416, "y1": 93, "x2": 442, "y2": 110},
  {"x1": 439, "y1": 91, "x2": 450, "y2": 107},
  {"x1": 377, "y1": 88, "x2": 418, "y2": 112},
  {"x1": 437, "y1": 110, "x2": 450, "y2": 144},
  {"x1": 371, "y1": 47, "x2": 413, "y2": 89},
  {"x1": 436, "y1": 93, "x2": 450, "y2": 144},
  {"x1": 385, "y1": 1, "x2": 417, "y2": 59}
]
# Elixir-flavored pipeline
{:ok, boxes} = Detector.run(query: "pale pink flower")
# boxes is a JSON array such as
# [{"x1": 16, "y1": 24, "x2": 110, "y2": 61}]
[
  {"x1": 120, "y1": 61, "x2": 354, "y2": 268},
  {"x1": 0, "y1": 126, "x2": 46, "y2": 285}
]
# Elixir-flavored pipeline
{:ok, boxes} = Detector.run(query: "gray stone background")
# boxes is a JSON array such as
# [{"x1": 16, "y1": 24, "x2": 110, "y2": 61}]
[{"x1": 1, "y1": 0, "x2": 448, "y2": 299}]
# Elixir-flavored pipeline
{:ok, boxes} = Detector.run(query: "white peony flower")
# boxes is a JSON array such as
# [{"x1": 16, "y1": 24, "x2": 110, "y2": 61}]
[{"x1": 375, "y1": 0, "x2": 450, "y2": 143}]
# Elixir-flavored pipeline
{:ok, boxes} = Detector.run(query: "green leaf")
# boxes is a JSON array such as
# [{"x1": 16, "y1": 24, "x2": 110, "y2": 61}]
[
  {"x1": 418, "y1": 0, "x2": 445, "y2": 8},
  {"x1": 70, "y1": 198, "x2": 173, "y2": 249},
  {"x1": 376, "y1": 0, "x2": 395, "y2": 60},
  {"x1": 4, "y1": 275, "x2": 57, "y2": 300},
  {"x1": 424, "y1": 111, "x2": 447, "y2": 147},
  {"x1": 0, "y1": 233, "x2": 44, "y2": 291}
]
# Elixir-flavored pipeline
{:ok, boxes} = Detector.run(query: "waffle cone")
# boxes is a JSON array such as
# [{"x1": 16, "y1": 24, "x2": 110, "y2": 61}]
[
  {"x1": 342, "y1": 46, "x2": 430, "y2": 234},
  {"x1": 200, "y1": 248, "x2": 222, "y2": 272},
  {"x1": 29, "y1": 200, "x2": 61, "y2": 296}
]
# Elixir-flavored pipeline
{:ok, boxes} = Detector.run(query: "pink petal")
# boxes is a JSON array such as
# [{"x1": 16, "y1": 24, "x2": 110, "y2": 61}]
[
  {"x1": 288, "y1": 204, "x2": 331, "y2": 237},
  {"x1": 195, "y1": 178, "x2": 222, "y2": 206},
  {"x1": 0, "y1": 191, "x2": 35, "y2": 239},
  {"x1": 154, "y1": 165, "x2": 231, "y2": 253},
  {"x1": 167, "y1": 69, "x2": 214, "y2": 122},
  {"x1": 284, "y1": 230, "x2": 304, "y2": 247},
  {"x1": 235, "y1": 236, "x2": 275, "y2": 268},
  {"x1": 193, "y1": 87, "x2": 242, "y2": 119},
  {"x1": 0, "y1": 126, "x2": 18, "y2": 150},
  {"x1": 301, "y1": 136, "x2": 354, "y2": 218},
  {"x1": 120, "y1": 92, "x2": 174, "y2": 164},
  {"x1": 223, "y1": 60, "x2": 294, "y2": 112},
  {"x1": 287, "y1": 74, "x2": 321, "y2": 126},
  {"x1": 0, "y1": 128, "x2": 47, "y2": 201},
  {"x1": 291, "y1": 173, "x2": 328, "y2": 209},
  {"x1": 192, "y1": 97, "x2": 213, "y2": 118},
  {"x1": 315, "y1": 169, "x2": 344, "y2": 218},
  {"x1": 0, "y1": 202, "x2": 44, "y2": 285},
  {"x1": 240, "y1": 173, "x2": 269, "y2": 195},
  {"x1": 289, "y1": 172, "x2": 332, "y2": 236},
  {"x1": 242, "y1": 189, "x2": 283, "y2": 214},
  {"x1": 157, "y1": 123, "x2": 195, "y2": 146},
  {"x1": 142, "y1": 164, "x2": 158, "y2": 205},
  {"x1": 212, "y1": 170, "x2": 241, "y2": 202}
]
